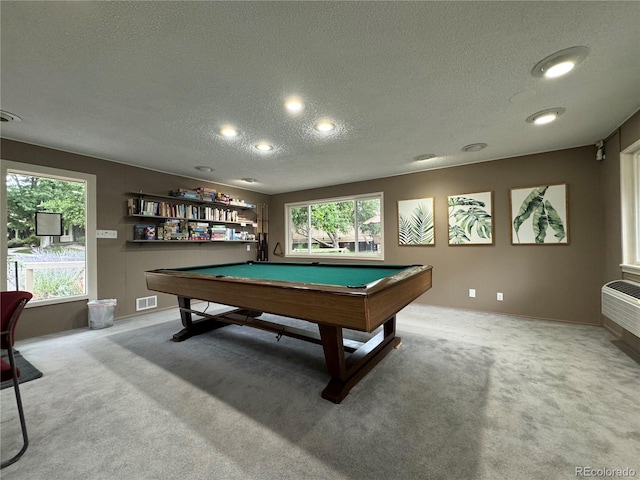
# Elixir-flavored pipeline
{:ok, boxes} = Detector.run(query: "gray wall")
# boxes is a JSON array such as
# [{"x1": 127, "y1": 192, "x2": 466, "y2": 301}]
[
  {"x1": 1, "y1": 139, "x2": 269, "y2": 339},
  {"x1": 269, "y1": 146, "x2": 606, "y2": 325},
  {"x1": 2, "y1": 108, "x2": 639, "y2": 342}
]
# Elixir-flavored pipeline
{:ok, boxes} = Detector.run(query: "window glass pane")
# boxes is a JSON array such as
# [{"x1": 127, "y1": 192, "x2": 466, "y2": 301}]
[
  {"x1": 285, "y1": 193, "x2": 383, "y2": 259},
  {"x1": 289, "y1": 205, "x2": 309, "y2": 253},
  {"x1": 310, "y1": 201, "x2": 353, "y2": 255},
  {"x1": 6, "y1": 173, "x2": 87, "y2": 300},
  {"x1": 357, "y1": 198, "x2": 382, "y2": 255}
]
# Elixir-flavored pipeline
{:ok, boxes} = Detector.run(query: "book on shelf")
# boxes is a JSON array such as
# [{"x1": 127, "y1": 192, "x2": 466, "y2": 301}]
[
  {"x1": 215, "y1": 192, "x2": 231, "y2": 205},
  {"x1": 163, "y1": 219, "x2": 188, "y2": 240},
  {"x1": 210, "y1": 224, "x2": 226, "y2": 241},
  {"x1": 130, "y1": 192, "x2": 255, "y2": 217},
  {"x1": 129, "y1": 190, "x2": 256, "y2": 242},
  {"x1": 195, "y1": 187, "x2": 217, "y2": 194},
  {"x1": 195, "y1": 187, "x2": 217, "y2": 202},
  {"x1": 169, "y1": 189, "x2": 200, "y2": 200},
  {"x1": 144, "y1": 225, "x2": 156, "y2": 240},
  {"x1": 188, "y1": 222, "x2": 211, "y2": 241},
  {"x1": 134, "y1": 224, "x2": 156, "y2": 241}
]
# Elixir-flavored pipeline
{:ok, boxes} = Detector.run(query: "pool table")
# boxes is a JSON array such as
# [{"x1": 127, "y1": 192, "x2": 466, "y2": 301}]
[{"x1": 145, "y1": 261, "x2": 432, "y2": 403}]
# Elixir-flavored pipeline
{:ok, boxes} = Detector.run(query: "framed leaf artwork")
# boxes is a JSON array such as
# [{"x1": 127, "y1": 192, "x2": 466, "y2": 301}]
[
  {"x1": 510, "y1": 183, "x2": 569, "y2": 244},
  {"x1": 398, "y1": 198, "x2": 435, "y2": 246},
  {"x1": 448, "y1": 191, "x2": 493, "y2": 245}
]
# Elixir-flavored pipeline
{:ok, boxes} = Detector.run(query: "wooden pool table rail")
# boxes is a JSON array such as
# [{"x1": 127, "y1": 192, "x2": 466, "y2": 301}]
[{"x1": 145, "y1": 264, "x2": 432, "y2": 332}]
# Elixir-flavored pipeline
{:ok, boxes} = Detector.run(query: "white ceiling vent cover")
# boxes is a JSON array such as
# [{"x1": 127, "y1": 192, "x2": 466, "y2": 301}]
[{"x1": 601, "y1": 280, "x2": 640, "y2": 337}]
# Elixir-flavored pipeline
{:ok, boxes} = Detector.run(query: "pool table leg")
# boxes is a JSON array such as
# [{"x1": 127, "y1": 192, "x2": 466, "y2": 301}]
[
  {"x1": 319, "y1": 316, "x2": 401, "y2": 403},
  {"x1": 173, "y1": 296, "x2": 231, "y2": 342}
]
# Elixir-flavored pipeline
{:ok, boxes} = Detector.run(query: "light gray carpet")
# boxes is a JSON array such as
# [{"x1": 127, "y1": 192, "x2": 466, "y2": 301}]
[
  {"x1": 1, "y1": 350, "x2": 43, "y2": 390},
  {"x1": 1, "y1": 304, "x2": 638, "y2": 480}
]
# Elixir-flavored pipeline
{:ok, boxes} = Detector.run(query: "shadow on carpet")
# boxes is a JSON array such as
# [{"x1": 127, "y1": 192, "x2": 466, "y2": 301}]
[
  {"x1": 1, "y1": 350, "x2": 43, "y2": 389},
  {"x1": 99, "y1": 315, "x2": 495, "y2": 480}
]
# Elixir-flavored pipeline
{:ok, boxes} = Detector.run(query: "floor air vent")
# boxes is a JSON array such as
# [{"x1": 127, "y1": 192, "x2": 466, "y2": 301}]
[
  {"x1": 136, "y1": 295, "x2": 158, "y2": 311},
  {"x1": 601, "y1": 280, "x2": 640, "y2": 337}
]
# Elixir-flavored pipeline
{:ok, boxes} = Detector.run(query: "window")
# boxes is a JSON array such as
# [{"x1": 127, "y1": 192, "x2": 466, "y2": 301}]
[
  {"x1": 621, "y1": 139, "x2": 640, "y2": 275},
  {"x1": 286, "y1": 193, "x2": 383, "y2": 260},
  {"x1": 1, "y1": 160, "x2": 97, "y2": 306}
]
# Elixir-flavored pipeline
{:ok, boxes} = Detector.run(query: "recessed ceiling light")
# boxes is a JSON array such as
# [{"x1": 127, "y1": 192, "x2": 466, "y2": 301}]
[
  {"x1": 531, "y1": 46, "x2": 589, "y2": 79},
  {"x1": 413, "y1": 154, "x2": 436, "y2": 161},
  {"x1": 242, "y1": 178, "x2": 257, "y2": 183},
  {"x1": 195, "y1": 166, "x2": 213, "y2": 172},
  {"x1": 0, "y1": 110, "x2": 22, "y2": 122},
  {"x1": 220, "y1": 126, "x2": 238, "y2": 138},
  {"x1": 526, "y1": 107, "x2": 566, "y2": 125},
  {"x1": 532, "y1": 113, "x2": 557, "y2": 125},
  {"x1": 315, "y1": 121, "x2": 335, "y2": 132},
  {"x1": 544, "y1": 61, "x2": 575, "y2": 78},
  {"x1": 255, "y1": 142, "x2": 273, "y2": 151},
  {"x1": 461, "y1": 143, "x2": 487, "y2": 153},
  {"x1": 285, "y1": 97, "x2": 304, "y2": 113}
]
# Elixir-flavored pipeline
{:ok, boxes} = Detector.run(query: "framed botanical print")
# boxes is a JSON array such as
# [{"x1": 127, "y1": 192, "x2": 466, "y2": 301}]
[
  {"x1": 448, "y1": 191, "x2": 493, "y2": 245},
  {"x1": 510, "y1": 183, "x2": 569, "y2": 244},
  {"x1": 398, "y1": 197, "x2": 435, "y2": 245}
]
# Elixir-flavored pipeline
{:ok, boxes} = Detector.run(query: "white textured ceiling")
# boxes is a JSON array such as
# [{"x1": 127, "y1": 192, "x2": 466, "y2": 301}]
[{"x1": 1, "y1": 1, "x2": 639, "y2": 194}]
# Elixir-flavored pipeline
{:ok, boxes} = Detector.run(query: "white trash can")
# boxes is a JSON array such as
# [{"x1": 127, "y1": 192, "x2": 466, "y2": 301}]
[{"x1": 88, "y1": 299, "x2": 117, "y2": 330}]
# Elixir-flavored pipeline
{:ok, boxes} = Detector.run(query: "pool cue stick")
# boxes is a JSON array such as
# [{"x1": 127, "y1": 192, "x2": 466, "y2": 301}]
[
  {"x1": 257, "y1": 203, "x2": 268, "y2": 261},
  {"x1": 261, "y1": 203, "x2": 268, "y2": 261},
  {"x1": 256, "y1": 203, "x2": 262, "y2": 261}
]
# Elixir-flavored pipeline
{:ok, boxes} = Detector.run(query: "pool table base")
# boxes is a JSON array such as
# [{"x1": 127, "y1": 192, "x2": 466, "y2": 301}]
[{"x1": 174, "y1": 296, "x2": 401, "y2": 403}]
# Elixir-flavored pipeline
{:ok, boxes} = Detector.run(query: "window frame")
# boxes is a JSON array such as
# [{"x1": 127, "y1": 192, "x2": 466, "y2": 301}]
[
  {"x1": 285, "y1": 192, "x2": 384, "y2": 261},
  {"x1": 620, "y1": 138, "x2": 640, "y2": 275},
  {"x1": 1, "y1": 160, "x2": 97, "y2": 306}
]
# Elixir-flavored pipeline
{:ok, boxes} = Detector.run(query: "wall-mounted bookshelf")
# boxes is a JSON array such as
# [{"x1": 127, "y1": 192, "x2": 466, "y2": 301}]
[{"x1": 126, "y1": 190, "x2": 258, "y2": 245}]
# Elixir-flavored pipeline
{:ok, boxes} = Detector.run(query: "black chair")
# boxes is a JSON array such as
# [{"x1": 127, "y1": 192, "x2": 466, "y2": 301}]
[{"x1": 1, "y1": 290, "x2": 33, "y2": 469}]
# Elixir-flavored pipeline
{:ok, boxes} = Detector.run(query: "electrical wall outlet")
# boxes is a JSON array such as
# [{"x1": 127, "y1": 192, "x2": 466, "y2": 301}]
[
  {"x1": 497, "y1": 292, "x2": 504, "y2": 301},
  {"x1": 469, "y1": 288, "x2": 476, "y2": 298},
  {"x1": 246, "y1": 244, "x2": 251, "y2": 251}
]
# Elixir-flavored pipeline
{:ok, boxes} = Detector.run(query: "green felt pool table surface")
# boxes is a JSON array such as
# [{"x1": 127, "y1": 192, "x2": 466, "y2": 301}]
[{"x1": 172, "y1": 262, "x2": 411, "y2": 288}]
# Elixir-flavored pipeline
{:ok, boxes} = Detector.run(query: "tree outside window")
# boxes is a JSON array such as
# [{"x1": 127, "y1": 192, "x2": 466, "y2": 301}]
[
  {"x1": 6, "y1": 173, "x2": 87, "y2": 300},
  {"x1": 287, "y1": 193, "x2": 383, "y2": 259}
]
